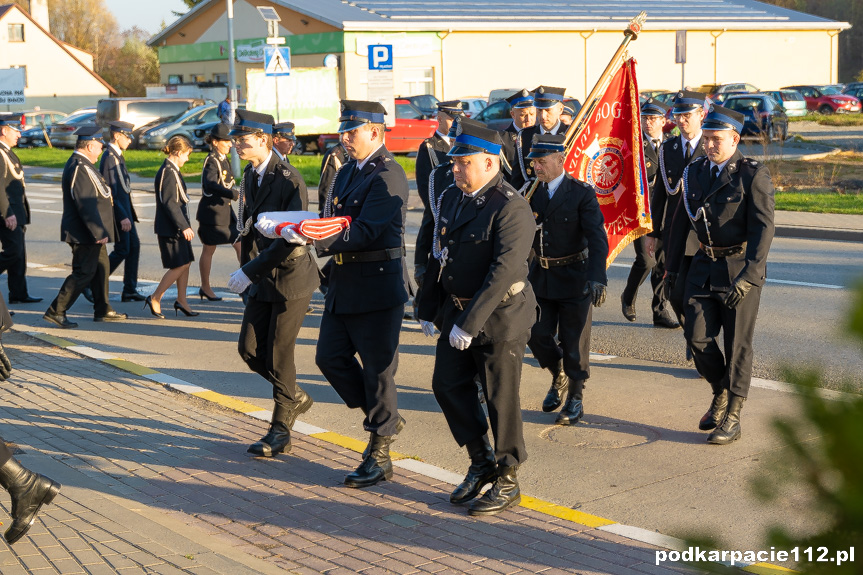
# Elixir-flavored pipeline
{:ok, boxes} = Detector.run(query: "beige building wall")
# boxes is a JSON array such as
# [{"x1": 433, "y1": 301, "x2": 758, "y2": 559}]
[{"x1": 1, "y1": 7, "x2": 110, "y2": 112}]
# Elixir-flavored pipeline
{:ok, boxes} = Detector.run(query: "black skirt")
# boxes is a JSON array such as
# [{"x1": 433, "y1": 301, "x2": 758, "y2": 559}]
[
  {"x1": 198, "y1": 218, "x2": 239, "y2": 246},
  {"x1": 158, "y1": 235, "x2": 195, "y2": 269}
]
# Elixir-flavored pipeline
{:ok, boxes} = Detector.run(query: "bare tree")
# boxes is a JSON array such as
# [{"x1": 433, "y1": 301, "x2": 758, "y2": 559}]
[{"x1": 45, "y1": 0, "x2": 119, "y2": 72}]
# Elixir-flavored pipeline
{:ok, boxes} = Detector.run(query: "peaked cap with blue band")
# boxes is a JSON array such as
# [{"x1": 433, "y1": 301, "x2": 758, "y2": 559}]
[
  {"x1": 107, "y1": 121, "x2": 134, "y2": 136},
  {"x1": 641, "y1": 98, "x2": 670, "y2": 117},
  {"x1": 448, "y1": 117, "x2": 502, "y2": 157},
  {"x1": 702, "y1": 104, "x2": 745, "y2": 133},
  {"x1": 0, "y1": 114, "x2": 21, "y2": 130},
  {"x1": 75, "y1": 125, "x2": 103, "y2": 142},
  {"x1": 337, "y1": 100, "x2": 387, "y2": 133},
  {"x1": 437, "y1": 100, "x2": 464, "y2": 116},
  {"x1": 527, "y1": 133, "x2": 566, "y2": 159},
  {"x1": 533, "y1": 86, "x2": 566, "y2": 109},
  {"x1": 506, "y1": 89, "x2": 535, "y2": 109},
  {"x1": 229, "y1": 109, "x2": 275, "y2": 136},
  {"x1": 273, "y1": 122, "x2": 296, "y2": 138},
  {"x1": 671, "y1": 90, "x2": 707, "y2": 115}
]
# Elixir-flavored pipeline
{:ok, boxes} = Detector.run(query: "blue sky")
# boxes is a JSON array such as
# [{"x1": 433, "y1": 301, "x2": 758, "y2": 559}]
[{"x1": 104, "y1": 0, "x2": 188, "y2": 34}]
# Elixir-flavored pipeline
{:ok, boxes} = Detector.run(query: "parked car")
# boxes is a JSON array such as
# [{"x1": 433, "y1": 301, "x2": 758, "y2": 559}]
[
  {"x1": 96, "y1": 97, "x2": 208, "y2": 147},
  {"x1": 641, "y1": 89, "x2": 670, "y2": 100},
  {"x1": 723, "y1": 94, "x2": 788, "y2": 142},
  {"x1": 459, "y1": 98, "x2": 487, "y2": 117},
  {"x1": 487, "y1": 89, "x2": 522, "y2": 105},
  {"x1": 46, "y1": 108, "x2": 98, "y2": 148},
  {"x1": 16, "y1": 125, "x2": 49, "y2": 148},
  {"x1": 693, "y1": 83, "x2": 759, "y2": 102},
  {"x1": 474, "y1": 97, "x2": 582, "y2": 131},
  {"x1": 764, "y1": 90, "x2": 808, "y2": 117},
  {"x1": 842, "y1": 86, "x2": 863, "y2": 103},
  {"x1": 782, "y1": 85, "x2": 860, "y2": 114},
  {"x1": 13, "y1": 109, "x2": 66, "y2": 131},
  {"x1": 397, "y1": 95, "x2": 439, "y2": 118},
  {"x1": 139, "y1": 104, "x2": 219, "y2": 150},
  {"x1": 842, "y1": 81, "x2": 863, "y2": 93}
]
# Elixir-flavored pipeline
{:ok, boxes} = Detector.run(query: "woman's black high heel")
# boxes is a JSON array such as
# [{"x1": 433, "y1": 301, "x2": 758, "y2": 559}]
[
  {"x1": 144, "y1": 296, "x2": 165, "y2": 319},
  {"x1": 174, "y1": 301, "x2": 200, "y2": 317},
  {"x1": 198, "y1": 288, "x2": 222, "y2": 302}
]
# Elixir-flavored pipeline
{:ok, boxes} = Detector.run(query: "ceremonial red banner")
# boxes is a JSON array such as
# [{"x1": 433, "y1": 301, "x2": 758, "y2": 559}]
[{"x1": 564, "y1": 58, "x2": 651, "y2": 267}]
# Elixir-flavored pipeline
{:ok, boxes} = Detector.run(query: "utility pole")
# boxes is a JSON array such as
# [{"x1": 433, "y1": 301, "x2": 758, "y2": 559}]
[{"x1": 226, "y1": 0, "x2": 240, "y2": 175}]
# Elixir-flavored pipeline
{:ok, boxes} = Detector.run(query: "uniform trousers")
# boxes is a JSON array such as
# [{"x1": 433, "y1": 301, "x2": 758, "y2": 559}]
[
  {"x1": 622, "y1": 236, "x2": 667, "y2": 317},
  {"x1": 238, "y1": 294, "x2": 312, "y2": 408},
  {"x1": 432, "y1": 310, "x2": 529, "y2": 468},
  {"x1": 107, "y1": 223, "x2": 140, "y2": 295},
  {"x1": 48, "y1": 244, "x2": 110, "y2": 316},
  {"x1": 669, "y1": 255, "x2": 692, "y2": 328},
  {"x1": 528, "y1": 292, "x2": 592, "y2": 383},
  {"x1": 684, "y1": 279, "x2": 762, "y2": 398},
  {"x1": 315, "y1": 305, "x2": 403, "y2": 436},
  {"x1": 0, "y1": 225, "x2": 29, "y2": 300}
]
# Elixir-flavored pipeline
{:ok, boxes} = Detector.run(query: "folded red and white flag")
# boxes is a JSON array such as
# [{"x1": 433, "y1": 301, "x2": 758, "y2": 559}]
[{"x1": 255, "y1": 211, "x2": 351, "y2": 241}]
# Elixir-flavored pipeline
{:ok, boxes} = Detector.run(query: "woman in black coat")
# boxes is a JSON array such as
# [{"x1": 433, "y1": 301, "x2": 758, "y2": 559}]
[
  {"x1": 145, "y1": 136, "x2": 198, "y2": 318},
  {"x1": 196, "y1": 124, "x2": 240, "y2": 301}
]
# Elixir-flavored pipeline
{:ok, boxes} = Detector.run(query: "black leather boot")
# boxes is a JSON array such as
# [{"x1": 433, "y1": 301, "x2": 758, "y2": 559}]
[
  {"x1": 542, "y1": 361, "x2": 570, "y2": 413},
  {"x1": 468, "y1": 465, "x2": 520, "y2": 516},
  {"x1": 362, "y1": 416, "x2": 405, "y2": 459},
  {"x1": 450, "y1": 436, "x2": 497, "y2": 504},
  {"x1": 699, "y1": 388, "x2": 729, "y2": 431},
  {"x1": 345, "y1": 433, "x2": 393, "y2": 488},
  {"x1": 248, "y1": 404, "x2": 293, "y2": 457},
  {"x1": 707, "y1": 393, "x2": 745, "y2": 445},
  {"x1": 555, "y1": 380, "x2": 585, "y2": 425},
  {"x1": 0, "y1": 457, "x2": 61, "y2": 544}
]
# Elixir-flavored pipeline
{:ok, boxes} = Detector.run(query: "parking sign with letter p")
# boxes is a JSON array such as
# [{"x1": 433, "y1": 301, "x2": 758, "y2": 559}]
[{"x1": 368, "y1": 45, "x2": 393, "y2": 70}]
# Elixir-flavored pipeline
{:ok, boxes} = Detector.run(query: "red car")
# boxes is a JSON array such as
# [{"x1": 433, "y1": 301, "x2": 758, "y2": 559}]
[
  {"x1": 782, "y1": 85, "x2": 860, "y2": 114},
  {"x1": 316, "y1": 99, "x2": 436, "y2": 154}
]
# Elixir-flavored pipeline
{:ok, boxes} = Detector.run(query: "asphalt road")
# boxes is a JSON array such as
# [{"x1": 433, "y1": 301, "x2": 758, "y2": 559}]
[{"x1": 21, "y1": 179, "x2": 863, "y2": 390}]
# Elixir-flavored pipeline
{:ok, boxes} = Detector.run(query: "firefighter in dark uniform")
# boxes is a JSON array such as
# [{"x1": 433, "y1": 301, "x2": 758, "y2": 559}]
[
  {"x1": 525, "y1": 134, "x2": 608, "y2": 424},
  {"x1": 513, "y1": 86, "x2": 567, "y2": 194},
  {"x1": 0, "y1": 115, "x2": 39, "y2": 305},
  {"x1": 644, "y1": 90, "x2": 706, "y2": 332},
  {"x1": 225, "y1": 110, "x2": 320, "y2": 457},
  {"x1": 318, "y1": 143, "x2": 349, "y2": 215},
  {"x1": 621, "y1": 99, "x2": 678, "y2": 327},
  {"x1": 414, "y1": 101, "x2": 464, "y2": 293},
  {"x1": 98, "y1": 121, "x2": 144, "y2": 302},
  {"x1": 272, "y1": 122, "x2": 296, "y2": 163},
  {"x1": 44, "y1": 126, "x2": 127, "y2": 328},
  {"x1": 501, "y1": 89, "x2": 536, "y2": 191},
  {"x1": 417, "y1": 121, "x2": 537, "y2": 517},
  {"x1": 312, "y1": 101, "x2": 409, "y2": 489},
  {"x1": 665, "y1": 105, "x2": 775, "y2": 445}
]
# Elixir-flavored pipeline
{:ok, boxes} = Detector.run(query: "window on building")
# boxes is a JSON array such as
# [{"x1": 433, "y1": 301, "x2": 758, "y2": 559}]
[
  {"x1": 8, "y1": 24, "x2": 24, "y2": 42},
  {"x1": 168, "y1": 74, "x2": 183, "y2": 84},
  {"x1": 400, "y1": 67, "x2": 434, "y2": 97},
  {"x1": 213, "y1": 73, "x2": 228, "y2": 83}
]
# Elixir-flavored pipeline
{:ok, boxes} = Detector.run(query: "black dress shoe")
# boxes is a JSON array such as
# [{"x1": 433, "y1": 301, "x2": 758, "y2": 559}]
[
  {"x1": 81, "y1": 288, "x2": 94, "y2": 303},
  {"x1": 0, "y1": 456, "x2": 61, "y2": 544},
  {"x1": 699, "y1": 389, "x2": 728, "y2": 431},
  {"x1": 653, "y1": 311, "x2": 680, "y2": 329},
  {"x1": 121, "y1": 292, "x2": 146, "y2": 302},
  {"x1": 468, "y1": 465, "x2": 520, "y2": 516},
  {"x1": 707, "y1": 394, "x2": 745, "y2": 445},
  {"x1": 94, "y1": 311, "x2": 127, "y2": 322},
  {"x1": 248, "y1": 421, "x2": 291, "y2": 457},
  {"x1": 556, "y1": 388, "x2": 584, "y2": 426},
  {"x1": 345, "y1": 433, "x2": 393, "y2": 488},
  {"x1": 8, "y1": 296, "x2": 42, "y2": 304},
  {"x1": 542, "y1": 367, "x2": 569, "y2": 413},
  {"x1": 451, "y1": 436, "x2": 497, "y2": 504},
  {"x1": 43, "y1": 310, "x2": 77, "y2": 329},
  {"x1": 620, "y1": 294, "x2": 636, "y2": 322}
]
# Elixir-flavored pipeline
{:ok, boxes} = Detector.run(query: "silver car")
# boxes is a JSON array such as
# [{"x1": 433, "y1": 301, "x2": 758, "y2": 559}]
[{"x1": 139, "y1": 105, "x2": 219, "y2": 150}]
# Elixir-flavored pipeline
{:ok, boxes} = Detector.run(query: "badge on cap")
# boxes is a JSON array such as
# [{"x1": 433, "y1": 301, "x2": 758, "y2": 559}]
[
  {"x1": 455, "y1": 122, "x2": 463, "y2": 137},
  {"x1": 678, "y1": 91, "x2": 684, "y2": 98}
]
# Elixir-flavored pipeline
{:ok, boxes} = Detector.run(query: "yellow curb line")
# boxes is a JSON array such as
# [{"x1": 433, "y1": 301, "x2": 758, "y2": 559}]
[
  {"x1": 310, "y1": 431, "x2": 407, "y2": 460},
  {"x1": 191, "y1": 390, "x2": 267, "y2": 414},
  {"x1": 519, "y1": 496, "x2": 615, "y2": 528},
  {"x1": 744, "y1": 563, "x2": 798, "y2": 574},
  {"x1": 103, "y1": 359, "x2": 159, "y2": 376}
]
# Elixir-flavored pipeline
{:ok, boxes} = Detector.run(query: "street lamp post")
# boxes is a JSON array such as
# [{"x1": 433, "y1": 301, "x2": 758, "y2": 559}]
[{"x1": 226, "y1": 0, "x2": 240, "y2": 174}]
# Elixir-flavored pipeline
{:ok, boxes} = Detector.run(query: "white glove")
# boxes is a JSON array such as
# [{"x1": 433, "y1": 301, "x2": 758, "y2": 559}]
[
  {"x1": 420, "y1": 320, "x2": 436, "y2": 338},
  {"x1": 449, "y1": 324, "x2": 473, "y2": 350},
  {"x1": 280, "y1": 226, "x2": 309, "y2": 245},
  {"x1": 227, "y1": 268, "x2": 252, "y2": 293},
  {"x1": 255, "y1": 215, "x2": 280, "y2": 238}
]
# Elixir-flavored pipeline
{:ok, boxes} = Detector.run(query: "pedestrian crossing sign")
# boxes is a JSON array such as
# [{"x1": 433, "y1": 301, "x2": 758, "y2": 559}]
[{"x1": 265, "y1": 46, "x2": 291, "y2": 76}]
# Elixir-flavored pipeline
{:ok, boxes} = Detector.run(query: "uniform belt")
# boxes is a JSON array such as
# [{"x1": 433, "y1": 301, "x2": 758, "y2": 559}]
[
  {"x1": 699, "y1": 242, "x2": 746, "y2": 260},
  {"x1": 538, "y1": 248, "x2": 589, "y2": 269},
  {"x1": 451, "y1": 281, "x2": 526, "y2": 311},
  {"x1": 332, "y1": 247, "x2": 404, "y2": 265}
]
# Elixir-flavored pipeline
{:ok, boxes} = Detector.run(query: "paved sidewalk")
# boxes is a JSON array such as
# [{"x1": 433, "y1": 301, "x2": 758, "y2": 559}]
[{"x1": 0, "y1": 331, "x2": 700, "y2": 575}]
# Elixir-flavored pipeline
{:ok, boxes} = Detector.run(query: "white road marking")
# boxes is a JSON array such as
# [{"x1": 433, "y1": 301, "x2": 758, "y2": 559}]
[{"x1": 609, "y1": 262, "x2": 844, "y2": 289}]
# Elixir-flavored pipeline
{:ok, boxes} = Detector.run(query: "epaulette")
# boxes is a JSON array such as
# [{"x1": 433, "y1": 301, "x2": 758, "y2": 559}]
[
  {"x1": 742, "y1": 158, "x2": 759, "y2": 167},
  {"x1": 281, "y1": 167, "x2": 292, "y2": 179},
  {"x1": 693, "y1": 156, "x2": 708, "y2": 164}
]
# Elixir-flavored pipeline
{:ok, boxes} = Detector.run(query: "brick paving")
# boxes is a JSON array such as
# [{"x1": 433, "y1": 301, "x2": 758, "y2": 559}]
[{"x1": 0, "y1": 332, "x2": 697, "y2": 574}]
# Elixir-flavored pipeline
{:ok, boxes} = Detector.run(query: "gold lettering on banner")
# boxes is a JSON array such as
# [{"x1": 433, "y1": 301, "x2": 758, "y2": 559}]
[{"x1": 604, "y1": 212, "x2": 635, "y2": 236}]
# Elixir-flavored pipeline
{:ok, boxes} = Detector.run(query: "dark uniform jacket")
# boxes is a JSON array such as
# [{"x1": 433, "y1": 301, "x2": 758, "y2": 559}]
[
  {"x1": 60, "y1": 152, "x2": 115, "y2": 244},
  {"x1": 315, "y1": 145, "x2": 409, "y2": 314},
  {"x1": 239, "y1": 153, "x2": 319, "y2": 302},
  {"x1": 666, "y1": 150, "x2": 775, "y2": 291},
  {"x1": 642, "y1": 132, "x2": 662, "y2": 190},
  {"x1": 197, "y1": 152, "x2": 238, "y2": 227},
  {"x1": 99, "y1": 144, "x2": 136, "y2": 224},
  {"x1": 417, "y1": 173, "x2": 538, "y2": 344},
  {"x1": 0, "y1": 142, "x2": 31, "y2": 224},
  {"x1": 416, "y1": 132, "x2": 451, "y2": 208},
  {"x1": 318, "y1": 143, "x2": 349, "y2": 214},
  {"x1": 500, "y1": 123, "x2": 520, "y2": 187},
  {"x1": 649, "y1": 133, "x2": 703, "y2": 257},
  {"x1": 511, "y1": 123, "x2": 566, "y2": 193},
  {"x1": 415, "y1": 159, "x2": 454, "y2": 271},
  {"x1": 528, "y1": 174, "x2": 608, "y2": 299},
  {"x1": 154, "y1": 160, "x2": 191, "y2": 237}
]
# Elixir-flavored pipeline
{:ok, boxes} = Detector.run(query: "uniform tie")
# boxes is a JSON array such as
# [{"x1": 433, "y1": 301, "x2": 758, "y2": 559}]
[
  {"x1": 652, "y1": 138, "x2": 660, "y2": 152},
  {"x1": 710, "y1": 165, "x2": 720, "y2": 185},
  {"x1": 684, "y1": 142, "x2": 692, "y2": 163},
  {"x1": 455, "y1": 193, "x2": 470, "y2": 219}
]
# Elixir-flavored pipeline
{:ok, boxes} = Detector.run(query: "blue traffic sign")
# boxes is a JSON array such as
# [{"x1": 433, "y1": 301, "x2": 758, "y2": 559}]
[
  {"x1": 368, "y1": 45, "x2": 393, "y2": 70},
  {"x1": 265, "y1": 46, "x2": 291, "y2": 76}
]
